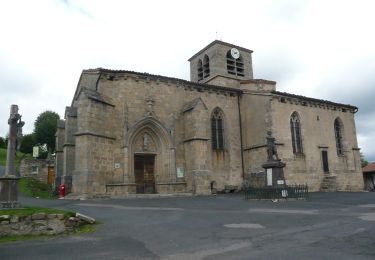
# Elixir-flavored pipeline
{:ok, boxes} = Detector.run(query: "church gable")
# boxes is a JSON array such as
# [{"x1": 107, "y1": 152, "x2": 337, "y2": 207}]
[{"x1": 72, "y1": 71, "x2": 101, "y2": 103}]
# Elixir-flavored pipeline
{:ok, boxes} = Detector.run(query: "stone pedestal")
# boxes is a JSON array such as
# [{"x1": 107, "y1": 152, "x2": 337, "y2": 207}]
[
  {"x1": 0, "y1": 175, "x2": 20, "y2": 208},
  {"x1": 262, "y1": 160, "x2": 286, "y2": 188}
]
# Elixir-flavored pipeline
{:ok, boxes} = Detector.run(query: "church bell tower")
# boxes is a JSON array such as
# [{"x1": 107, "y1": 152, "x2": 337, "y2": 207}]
[{"x1": 188, "y1": 40, "x2": 254, "y2": 86}]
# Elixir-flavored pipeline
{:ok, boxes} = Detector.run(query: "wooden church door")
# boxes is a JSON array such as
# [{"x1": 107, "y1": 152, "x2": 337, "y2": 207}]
[{"x1": 134, "y1": 155, "x2": 156, "y2": 194}]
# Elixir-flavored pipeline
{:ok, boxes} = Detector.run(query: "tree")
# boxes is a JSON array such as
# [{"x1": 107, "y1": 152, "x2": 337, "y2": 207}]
[
  {"x1": 19, "y1": 133, "x2": 36, "y2": 154},
  {"x1": 360, "y1": 152, "x2": 369, "y2": 168},
  {"x1": 34, "y1": 111, "x2": 60, "y2": 154},
  {"x1": 0, "y1": 136, "x2": 6, "y2": 149}
]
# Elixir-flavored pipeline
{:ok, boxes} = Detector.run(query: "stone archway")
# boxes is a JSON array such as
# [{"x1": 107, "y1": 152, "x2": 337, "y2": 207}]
[{"x1": 124, "y1": 117, "x2": 176, "y2": 194}]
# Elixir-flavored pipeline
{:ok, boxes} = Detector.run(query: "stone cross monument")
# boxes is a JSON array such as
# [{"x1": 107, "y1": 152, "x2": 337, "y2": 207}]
[
  {"x1": 0, "y1": 105, "x2": 24, "y2": 208},
  {"x1": 5, "y1": 105, "x2": 25, "y2": 176}
]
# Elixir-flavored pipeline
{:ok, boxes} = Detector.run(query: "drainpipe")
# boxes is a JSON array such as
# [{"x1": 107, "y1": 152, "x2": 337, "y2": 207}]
[{"x1": 237, "y1": 93, "x2": 245, "y2": 179}]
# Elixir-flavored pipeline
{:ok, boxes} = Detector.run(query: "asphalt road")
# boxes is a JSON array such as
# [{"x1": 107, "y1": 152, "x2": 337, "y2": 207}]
[{"x1": 0, "y1": 192, "x2": 374, "y2": 260}]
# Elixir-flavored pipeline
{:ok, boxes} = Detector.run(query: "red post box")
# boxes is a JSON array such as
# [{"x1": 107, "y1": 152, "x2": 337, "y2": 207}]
[{"x1": 59, "y1": 184, "x2": 65, "y2": 198}]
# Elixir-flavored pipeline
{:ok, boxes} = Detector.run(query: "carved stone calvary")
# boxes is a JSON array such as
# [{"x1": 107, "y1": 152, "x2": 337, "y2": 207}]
[
  {"x1": 0, "y1": 104, "x2": 24, "y2": 208},
  {"x1": 5, "y1": 105, "x2": 24, "y2": 176}
]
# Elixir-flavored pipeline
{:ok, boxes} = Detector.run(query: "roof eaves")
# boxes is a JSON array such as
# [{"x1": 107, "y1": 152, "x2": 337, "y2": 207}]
[
  {"x1": 83, "y1": 68, "x2": 243, "y2": 94},
  {"x1": 272, "y1": 91, "x2": 358, "y2": 111},
  {"x1": 363, "y1": 162, "x2": 375, "y2": 172},
  {"x1": 240, "y1": 79, "x2": 277, "y2": 85}
]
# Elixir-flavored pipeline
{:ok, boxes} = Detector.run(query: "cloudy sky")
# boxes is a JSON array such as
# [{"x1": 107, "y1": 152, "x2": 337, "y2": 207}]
[{"x1": 1, "y1": 0, "x2": 374, "y2": 161}]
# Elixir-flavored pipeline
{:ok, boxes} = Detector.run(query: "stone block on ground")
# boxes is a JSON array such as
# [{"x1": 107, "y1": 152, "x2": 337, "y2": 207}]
[
  {"x1": 0, "y1": 215, "x2": 10, "y2": 221},
  {"x1": 32, "y1": 212, "x2": 46, "y2": 220},
  {"x1": 76, "y1": 212, "x2": 95, "y2": 224}
]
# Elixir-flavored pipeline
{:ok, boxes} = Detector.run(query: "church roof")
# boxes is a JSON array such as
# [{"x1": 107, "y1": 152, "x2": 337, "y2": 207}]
[
  {"x1": 272, "y1": 91, "x2": 358, "y2": 112},
  {"x1": 81, "y1": 69, "x2": 358, "y2": 112},
  {"x1": 363, "y1": 162, "x2": 375, "y2": 173},
  {"x1": 83, "y1": 68, "x2": 243, "y2": 94}
]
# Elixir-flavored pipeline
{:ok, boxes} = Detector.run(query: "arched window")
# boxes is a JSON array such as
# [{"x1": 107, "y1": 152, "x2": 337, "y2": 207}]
[
  {"x1": 334, "y1": 118, "x2": 344, "y2": 155},
  {"x1": 211, "y1": 108, "x2": 224, "y2": 150},
  {"x1": 203, "y1": 55, "x2": 210, "y2": 78},
  {"x1": 290, "y1": 112, "x2": 303, "y2": 154},
  {"x1": 226, "y1": 50, "x2": 244, "y2": 76},
  {"x1": 197, "y1": 59, "x2": 203, "y2": 81}
]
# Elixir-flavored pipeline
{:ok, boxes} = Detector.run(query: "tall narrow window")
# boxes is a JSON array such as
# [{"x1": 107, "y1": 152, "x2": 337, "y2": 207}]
[
  {"x1": 197, "y1": 59, "x2": 203, "y2": 81},
  {"x1": 203, "y1": 55, "x2": 210, "y2": 78},
  {"x1": 322, "y1": 151, "x2": 329, "y2": 173},
  {"x1": 290, "y1": 112, "x2": 303, "y2": 154},
  {"x1": 211, "y1": 108, "x2": 224, "y2": 150},
  {"x1": 334, "y1": 118, "x2": 344, "y2": 155}
]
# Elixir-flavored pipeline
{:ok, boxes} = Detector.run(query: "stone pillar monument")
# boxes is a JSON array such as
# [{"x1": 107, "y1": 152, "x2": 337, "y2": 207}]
[
  {"x1": 0, "y1": 105, "x2": 24, "y2": 207},
  {"x1": 5, "y1": 105, "x2": 24, "y2": 176},
  {"x1": 262, "y1": 131, "x2": 286, "y2": 188}
]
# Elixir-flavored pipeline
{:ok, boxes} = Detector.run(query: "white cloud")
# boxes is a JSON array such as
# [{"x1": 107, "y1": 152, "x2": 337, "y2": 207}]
[{"x1": 0, "y1": 0, "x2": 374, "y2": 161}]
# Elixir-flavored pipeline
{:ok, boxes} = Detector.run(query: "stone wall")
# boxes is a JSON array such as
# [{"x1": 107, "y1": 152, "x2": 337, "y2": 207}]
[
  {"x1": 270, "y1": 94, "x2": 363, "y2": 191},
  {"x1": 68, "y1": 70, "x2": 244, "y2": 196},
  {"x1": 0, "y1": 212, "x2": 92, "y2": 236},
  {"x1": 238, "y1": 81, "x2": 363, "y2": 192},
  {"x1": 73, "y1": 134, "x2": 117, "y2": 194},
  {"x1": 19, "y1": 158, "x2": 53, "y2": 184}
]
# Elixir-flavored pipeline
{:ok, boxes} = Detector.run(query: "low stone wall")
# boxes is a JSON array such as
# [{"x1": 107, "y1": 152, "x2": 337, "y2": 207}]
[
  {"x1": 0, "y1": 212, "x2": 94, "y2": 236},
  {"x1": 20, "y1": 158, "x2": 54, "y2": 184}
]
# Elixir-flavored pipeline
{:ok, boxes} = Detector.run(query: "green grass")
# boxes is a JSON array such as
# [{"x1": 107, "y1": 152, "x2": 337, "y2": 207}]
[
  {"x1": 0, "y1": 148, "x2": 6, "y2": 166},
  {"x1": 0, "y1": 206, "x2": 74, "y2": 218},
  {"x1": 18, "y1": 177, "x2": 55, "y2": 199},
  {"x1": 0, "y1": 147, "x2": 32, "y2": 168}
]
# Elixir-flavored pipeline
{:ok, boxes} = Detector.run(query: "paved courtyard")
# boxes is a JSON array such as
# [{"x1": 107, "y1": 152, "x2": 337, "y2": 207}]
[{"x1": 0, "y1": 192, "x2": 374, "y2": 259}]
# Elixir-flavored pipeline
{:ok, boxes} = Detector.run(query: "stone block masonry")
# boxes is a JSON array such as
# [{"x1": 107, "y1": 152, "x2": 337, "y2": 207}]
[{"x1": 0, "y1": 212, "x2": 95, "y2": 236}]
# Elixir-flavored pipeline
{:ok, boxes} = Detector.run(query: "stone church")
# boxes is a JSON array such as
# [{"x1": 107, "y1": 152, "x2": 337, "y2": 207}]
[{"x1": 55, "y1": 40, "x2": 364, "y2": 196}]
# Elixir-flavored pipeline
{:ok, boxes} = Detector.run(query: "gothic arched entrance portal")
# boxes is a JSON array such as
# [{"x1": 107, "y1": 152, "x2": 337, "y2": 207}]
[
  {"x1": 125, "y1": 117, "x2": 176, "y2": 195},
  {"x1": 134, "y1": 154, "x2": 156, "y2": 194}
]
